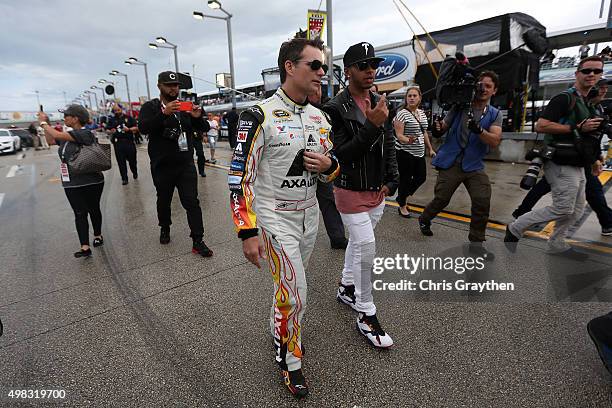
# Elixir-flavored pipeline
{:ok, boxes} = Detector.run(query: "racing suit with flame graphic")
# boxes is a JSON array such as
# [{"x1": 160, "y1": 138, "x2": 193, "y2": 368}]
[{"x1": 229, "y1": 89, "x2": 339, "y2": 371}]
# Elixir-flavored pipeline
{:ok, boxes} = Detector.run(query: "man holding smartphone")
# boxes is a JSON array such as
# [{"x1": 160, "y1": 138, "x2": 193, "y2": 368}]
[{"x1": 138, "y1": 71, "x2": 213, "y2": 257}]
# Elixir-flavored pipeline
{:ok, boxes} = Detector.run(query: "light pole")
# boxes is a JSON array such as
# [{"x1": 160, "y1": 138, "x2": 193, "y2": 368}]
[
  {"x1": 193, "y1": 0, "x2": 236, "y2": 108},
  {"x1": 110, "y1": 71, "x2": 132, "y2": 116},
  {"x1": 326, "y1": 0, "x2": 334, "y2": 98},
  {"x1": 85, "y1": 90, "x2": 99, "y2": 111},
  {"x1": 192, "y1": 64, "x2": 197, "y2": 93},
  {"x1": 149, "y1": 37, "x2": 179, "y2": 72},
  {"x1": 35, "y1": 90, "x2": 41, "y2": 110},
  {"x1": 81, "y1": 93, "x2": 92, "y2": 109},
  {"x1": 125, "y1": 57, "x2": 151, "y2": 100},
  {"x1": 91, "y1": 85, "x2": 107, "y2": 111}
]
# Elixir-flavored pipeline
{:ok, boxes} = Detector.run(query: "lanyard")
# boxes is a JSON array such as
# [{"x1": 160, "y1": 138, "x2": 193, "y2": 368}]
[
  {"x1": 160, "y1": 101, "x2": 184, "y2": 134},
  {"x1": 471, "y1": 105, "x2": 488, "y2": 124}
]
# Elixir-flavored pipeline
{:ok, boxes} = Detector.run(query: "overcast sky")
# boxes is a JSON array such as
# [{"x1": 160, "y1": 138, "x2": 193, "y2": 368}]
[{"x1": 0, "y1": 0, "x2": 609, "y2": 111}]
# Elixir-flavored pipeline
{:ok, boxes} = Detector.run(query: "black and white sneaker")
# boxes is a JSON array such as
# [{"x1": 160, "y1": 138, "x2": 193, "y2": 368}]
[
  {"x1": 356, "y1": 312, "x2": 393, "y2": 348},
  {"x1": 336, "y1": 282, "x2": 357, "y2": 310},
  {"x1": 282, "y1": 369, "x2": 308, "y2": 399}
]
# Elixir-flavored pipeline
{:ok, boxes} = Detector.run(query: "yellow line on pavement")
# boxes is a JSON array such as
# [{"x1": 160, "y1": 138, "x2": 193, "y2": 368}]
[
  {"x1": 385, "y1": 200, "x2": 507, "y2": 231},
  {"x1": 599, "y1": 171, "x2": 612, "y2": 185},
  {"x1": 211, "y1": 161, "x2": 610, "y2": 254},
  {"x1": 537, "y1": 171, "x2": 611, "y2": 239}
]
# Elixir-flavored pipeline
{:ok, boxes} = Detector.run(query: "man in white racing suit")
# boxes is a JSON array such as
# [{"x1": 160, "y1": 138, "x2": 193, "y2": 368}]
[{"x1": 228, "y1": 38, "x2": 339, "y2": 398}]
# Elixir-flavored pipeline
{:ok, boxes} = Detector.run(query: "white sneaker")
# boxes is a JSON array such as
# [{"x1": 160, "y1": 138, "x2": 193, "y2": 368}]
[{"x1": 356, "y1": 312, "x2": 393, "y2": 348}]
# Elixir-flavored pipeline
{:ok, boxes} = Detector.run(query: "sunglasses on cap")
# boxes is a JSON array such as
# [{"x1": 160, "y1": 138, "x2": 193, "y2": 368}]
[
  {"x1": 355, "y1": 60, "x2": 381, "y2": 71},
  {"x1": 295, "y1": 59, "x2": 328, "y2": 74},
  {"x1": 578, "y1": 68, "x2": 604, "y2": 75}
]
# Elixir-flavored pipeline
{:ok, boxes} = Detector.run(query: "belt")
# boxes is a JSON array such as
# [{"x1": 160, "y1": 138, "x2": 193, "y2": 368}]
[{"x1": 274, "y1": 196, "x2": 317, "y2": 211}]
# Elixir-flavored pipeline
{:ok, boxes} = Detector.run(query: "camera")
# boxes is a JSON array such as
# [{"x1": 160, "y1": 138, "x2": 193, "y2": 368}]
[
  {"x1": 520, "y1": 145, "x2": 555, "y2": 190},
  {"x1": 436, "y1": 52, "x2": 478, "y2": 110},
  {"x1": 595, "y1": 112, "x2": 612, "y2": 136},
  {"x1": 162, "y1": 127, "x2": 181, "y2": 141}
]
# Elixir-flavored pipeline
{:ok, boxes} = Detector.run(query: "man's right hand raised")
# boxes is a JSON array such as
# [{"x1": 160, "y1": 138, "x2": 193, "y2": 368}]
[
  {"x1": 162, "y1": 100, "x2": 180, "y2": 115},
  {"x1": 242, "y1": 235, "x2": 267, "y2": 269},
  {"x1": 365, "y1": 94, "x2": 389, "y2": 127}
]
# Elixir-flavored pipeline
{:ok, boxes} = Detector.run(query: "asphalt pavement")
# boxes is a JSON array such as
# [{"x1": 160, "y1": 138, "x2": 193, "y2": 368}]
[{"x1": 0, "y1": 141, "x2": 611, "y2": 407}]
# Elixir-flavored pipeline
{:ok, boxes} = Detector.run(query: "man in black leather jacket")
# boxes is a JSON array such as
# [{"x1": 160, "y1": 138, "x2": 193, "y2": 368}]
[{"x1": 323, "y1": 42, "x2": 398, "y2": 349}]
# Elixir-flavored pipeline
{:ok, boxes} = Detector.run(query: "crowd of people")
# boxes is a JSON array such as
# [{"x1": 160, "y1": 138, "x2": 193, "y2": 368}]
[{"x1": 27, "y1": 37, "x2": 611, "y2": 399}]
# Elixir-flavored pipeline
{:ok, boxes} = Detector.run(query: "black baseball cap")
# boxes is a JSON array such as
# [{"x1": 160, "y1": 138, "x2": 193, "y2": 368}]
[
  {"x1": 343, "y1": 42, "x2": 384, "y2": 67},
  {"x1": 158, "y1": 71, "x2": 180, "y2": 85},
  {"x1": 60, "y1": 104, "x2": 89, "y2": 123},
  {"x1": 597, "y1": 77, "x2": 610, "y2": 87}
]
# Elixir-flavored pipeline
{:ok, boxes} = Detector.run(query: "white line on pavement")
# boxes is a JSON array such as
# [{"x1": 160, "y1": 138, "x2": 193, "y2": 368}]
[
  {"x1": 6, "y1": 165, "x2": 19, "y2": 178},
  {"x1": 0, "y1": 193, "x2": 4, "y2": 209}
]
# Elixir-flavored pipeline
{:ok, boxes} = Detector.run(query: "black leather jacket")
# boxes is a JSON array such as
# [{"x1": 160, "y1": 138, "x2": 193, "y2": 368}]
[{"x1": 323, "y1": 89, "x2": 398, "y2": 193}]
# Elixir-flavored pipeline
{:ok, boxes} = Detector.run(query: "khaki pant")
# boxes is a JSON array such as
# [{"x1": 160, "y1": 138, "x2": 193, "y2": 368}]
[
  {"x1": 420, "y1": 162, "x2": 492, "y2": 242},
  {"x1": 509, "y1": 161, "x2": 586, "y2": 252}
]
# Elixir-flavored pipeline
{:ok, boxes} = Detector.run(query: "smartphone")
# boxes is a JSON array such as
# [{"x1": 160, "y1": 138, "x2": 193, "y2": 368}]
[{"x1": 178, "y1": 101, "x2": 193, "y2": 112}]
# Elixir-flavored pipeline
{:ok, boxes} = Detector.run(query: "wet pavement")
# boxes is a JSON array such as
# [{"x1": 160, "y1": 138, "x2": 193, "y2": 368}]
[{"x1": 0, "y1": 139, "x2": 611, "y2": 407}]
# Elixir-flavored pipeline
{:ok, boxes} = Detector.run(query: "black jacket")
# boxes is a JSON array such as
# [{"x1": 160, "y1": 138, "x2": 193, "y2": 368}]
[
  {"x1": 138, "y1": 98, "x2": 209, "y2": 167},
  {"x1": 106, "y1": 114, "x2": 136, "y2": 144},
  {"x1": 323, "y1": 89, "x2": 399, "y2": 193}
]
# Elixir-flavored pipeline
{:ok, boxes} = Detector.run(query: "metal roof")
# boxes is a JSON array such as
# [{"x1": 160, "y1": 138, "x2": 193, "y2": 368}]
[{"x1": 547, "y1": 22, "x2": 611, "y2": 50}]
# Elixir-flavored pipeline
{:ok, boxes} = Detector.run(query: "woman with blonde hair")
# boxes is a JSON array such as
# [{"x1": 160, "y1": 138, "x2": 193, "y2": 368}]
[{"x1": 393, "y1": 85, "x2": 435, "y2": 217}]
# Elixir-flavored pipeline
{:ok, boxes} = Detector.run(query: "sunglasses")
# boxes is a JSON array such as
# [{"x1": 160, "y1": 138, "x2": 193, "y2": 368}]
[
  {"x1": 355, "y1": 60, "x2": 381, "y2": 71},
  {"x1": 578, "y1": 68, "x2": 604, "y2": 75},
  {"x1": 296, "y1": 59, "x2": 328, "y2": 74}
]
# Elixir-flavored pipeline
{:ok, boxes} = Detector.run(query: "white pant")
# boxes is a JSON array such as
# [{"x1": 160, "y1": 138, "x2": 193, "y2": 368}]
[
  {"x1": 264, "y1": 206, "x2": 318, "y2": 371},
  {"x1": 339, "y1": 200, "x2": 385, "y2": 315}
]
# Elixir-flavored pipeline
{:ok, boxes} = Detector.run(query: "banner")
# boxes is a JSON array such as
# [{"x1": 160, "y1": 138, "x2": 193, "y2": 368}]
[{"x1": 307, "y1": 9, "x2": 326, "y2": 40}]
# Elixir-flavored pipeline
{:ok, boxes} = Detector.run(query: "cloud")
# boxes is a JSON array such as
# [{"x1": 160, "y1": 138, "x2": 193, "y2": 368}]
[{"x1": 0, "y1": 0, "x2": 608, "y2": 111}]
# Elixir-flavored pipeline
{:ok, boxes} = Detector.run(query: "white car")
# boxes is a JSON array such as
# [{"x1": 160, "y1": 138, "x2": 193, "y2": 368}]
[{"x1": 0, "y1": 128, "x2": 21, "y2": 154}]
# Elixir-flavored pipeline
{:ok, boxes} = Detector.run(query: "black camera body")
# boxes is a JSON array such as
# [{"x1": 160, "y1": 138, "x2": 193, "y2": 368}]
[
  {"x1": 525, "y1": 145, "x2": 555, "y2": 162},
  {"x1": 595, "y1": 113, "x2": 612, "y2": 136},
  {"x1": 162, "y1": 127, "x2": 181, "y2": 141}
]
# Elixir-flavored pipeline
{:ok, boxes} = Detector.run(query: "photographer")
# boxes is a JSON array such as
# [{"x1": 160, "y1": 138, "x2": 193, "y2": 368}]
[
  {"x1": 505, "y1": 57, "x2": 605, "y2": 258},
  {"x1": 38, "y1": 106, "x2": 105, "y2": 258},
  {"x1": 106, "y1": 104, "x2": 138, "y2": 185},
  {"x1": 512, "y1": 77, "x2": 611, "y2": 236},
  {"x1": 138, "y1": 71, "x2": 212, "y2": 257},
  {"x1": 418, "y1": 71, "x2": 502, "y2": 259}
]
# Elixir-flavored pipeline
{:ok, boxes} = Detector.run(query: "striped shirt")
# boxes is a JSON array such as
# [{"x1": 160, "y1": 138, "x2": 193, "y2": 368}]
[{"x1": 394, "y1": 108, "x2": 427, "y2": 157}]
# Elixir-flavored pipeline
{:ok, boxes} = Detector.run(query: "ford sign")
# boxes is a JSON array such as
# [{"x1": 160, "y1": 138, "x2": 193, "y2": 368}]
[{"x1": 375, "y1": 53, "x2": 409, "y2": 82}]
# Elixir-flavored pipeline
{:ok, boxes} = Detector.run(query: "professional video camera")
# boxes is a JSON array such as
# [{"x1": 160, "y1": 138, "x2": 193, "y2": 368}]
[
  {"x1": 520, "y1": 145, "x2": 555, "y2": 190},
  {"x1": 435, "y1": 52, "x2": 479, "y2": 110}
]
